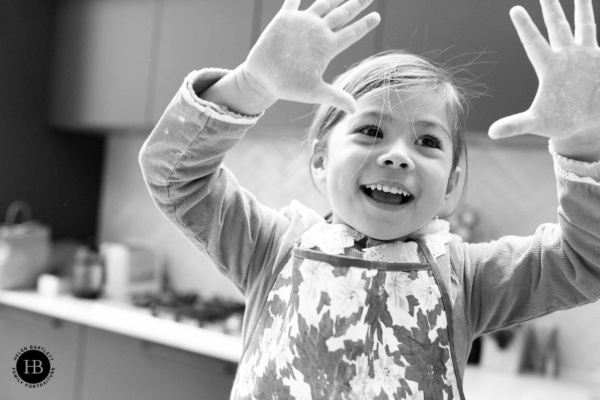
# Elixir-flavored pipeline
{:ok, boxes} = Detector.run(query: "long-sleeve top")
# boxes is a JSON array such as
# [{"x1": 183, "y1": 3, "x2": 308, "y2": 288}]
[{"x1": 139, "y1": 68, "x2": 600, "y2": 378}]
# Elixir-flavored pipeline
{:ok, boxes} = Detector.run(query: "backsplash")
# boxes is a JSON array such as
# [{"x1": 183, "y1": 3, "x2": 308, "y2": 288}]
[
  {"x1": 98, "y1": 130, "x2": 556, "y2": 299},
  {"x1": 98, "y1": 127, "x2": 326, "y2": 302}
]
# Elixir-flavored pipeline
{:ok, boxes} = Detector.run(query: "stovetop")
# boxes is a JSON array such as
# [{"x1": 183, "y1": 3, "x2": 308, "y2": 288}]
[{"x1": 130, "y1": 291, "x2": 245, "y2": 336}]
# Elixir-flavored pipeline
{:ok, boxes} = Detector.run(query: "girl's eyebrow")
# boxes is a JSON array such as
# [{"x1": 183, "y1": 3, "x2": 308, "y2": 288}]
[
  {"x1": 414, "y1": 120, "x2": 450, "y2": 139},
  {"x1": 351, "y1": 111, "x2": 396, "y2": 127},
  {"x1": 354, "y1": 111, "x2": 450, "y2": 139},
  {"x1": 354, "y1": 110, "x2": 394, "y2": 122}
]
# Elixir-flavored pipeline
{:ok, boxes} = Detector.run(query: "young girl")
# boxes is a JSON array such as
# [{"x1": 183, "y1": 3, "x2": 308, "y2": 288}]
[{"x1": 140, "y1": 0, "x2": 600, "y2": 398}]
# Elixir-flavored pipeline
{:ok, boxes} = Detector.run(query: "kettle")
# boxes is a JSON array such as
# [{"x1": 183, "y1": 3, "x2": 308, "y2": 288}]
[{"x1": 71, "y1": 245, "x2": 104, "y2": 299}]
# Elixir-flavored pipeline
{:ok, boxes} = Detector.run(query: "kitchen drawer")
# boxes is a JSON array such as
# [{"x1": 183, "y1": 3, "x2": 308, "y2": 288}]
[{"x1": 80, "y1": 327, "x2": 236, "y2": 400}]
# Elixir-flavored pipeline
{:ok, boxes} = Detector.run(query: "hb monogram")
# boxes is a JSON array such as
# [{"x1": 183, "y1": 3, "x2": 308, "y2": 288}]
[{"x1": 22, "y1": 359, "x2": 44, "y2": 374}]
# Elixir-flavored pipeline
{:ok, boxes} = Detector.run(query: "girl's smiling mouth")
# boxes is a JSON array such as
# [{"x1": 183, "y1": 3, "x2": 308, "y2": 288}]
[{"x1": 360, "y1": 184, "x2": 414, "y2": 206}]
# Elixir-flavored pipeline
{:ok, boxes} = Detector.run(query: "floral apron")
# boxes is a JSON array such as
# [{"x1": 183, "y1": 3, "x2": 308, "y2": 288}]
[{"x1": 232, "y1": 238, "x2": 465, "y2": 400}]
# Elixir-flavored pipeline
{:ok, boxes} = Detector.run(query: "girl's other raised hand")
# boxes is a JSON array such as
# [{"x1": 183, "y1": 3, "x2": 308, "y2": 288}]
[
  {"x1": 489, "y1": 0, "x2": 600, "y2": 161},
  {"x1": 239, "y1": 0, "x2": 380, "y2": 115}
]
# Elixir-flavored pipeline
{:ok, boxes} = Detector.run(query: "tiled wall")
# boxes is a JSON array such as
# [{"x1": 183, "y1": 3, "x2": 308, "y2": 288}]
[
  {"x1": 98, "y1": 129, "x2": 599, "y2": 380},
  {"x1": 98, "y1": 127, "x2": 326, "y2": 302}
]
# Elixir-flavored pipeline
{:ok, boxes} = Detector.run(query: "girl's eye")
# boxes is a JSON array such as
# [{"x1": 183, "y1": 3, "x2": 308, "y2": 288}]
[
  {"x1": 356, "y1": 125, "x2": 383, "y2": 138},
  {"x1": 418, "y1": 135, "x2": 443, "y2": 149}
]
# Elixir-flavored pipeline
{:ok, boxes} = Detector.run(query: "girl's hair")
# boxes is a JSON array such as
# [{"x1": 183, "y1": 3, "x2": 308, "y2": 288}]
[{"x1": 307, "y1": 50, "x2": 475, "y2": 215}]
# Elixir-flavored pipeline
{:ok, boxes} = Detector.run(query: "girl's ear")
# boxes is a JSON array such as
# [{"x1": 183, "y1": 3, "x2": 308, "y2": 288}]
[
  {"x1": 441, "y1": 167, "x2": 462, "y2": 214},
  {"x1": 310, "y1": 151, "x2": 327, "y2": 184},
  {"x1": 310, "y1": 139, "x2": 327, "y2": 185},
  {"x1": 445, "y1": 167, "x2": 461, "y2": 198}
]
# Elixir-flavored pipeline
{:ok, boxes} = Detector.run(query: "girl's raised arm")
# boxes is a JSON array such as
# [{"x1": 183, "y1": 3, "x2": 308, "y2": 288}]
[
  {"x1": 200, "y1": 0, "x2": 380, "y2": 116},
  {"x1": 489, "y1": 0, "x2": 600, "y2": 162}
]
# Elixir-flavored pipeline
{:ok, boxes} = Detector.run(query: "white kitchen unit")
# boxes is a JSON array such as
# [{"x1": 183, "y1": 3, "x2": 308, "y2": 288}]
[
  {"x1": 79, "y1": 327, "x2": 235, "y2": 400},
  {"x1": 48, "y1": 0, "x2": 384, "y2": 133},
  {"x1": 149, "y1": 0, "x2": 254, "y2": 122},
  {"x1": 49, "y1": 0, "x2": 159, "y2": 130},
  {"x1": 0, "y1": 291, "x2": 239, "y2": 400},
  {"x1": 3, "y1": 291, "x2": 600, "y2": 399},
  {"x1": 0, "y1": 305, "x2": 82, "y2": 400},
  {"x1": 49, "y1": 0, "x2": 254, "y2": 131}
]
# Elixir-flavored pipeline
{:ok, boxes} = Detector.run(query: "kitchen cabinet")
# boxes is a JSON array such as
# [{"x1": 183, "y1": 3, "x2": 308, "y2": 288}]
[
  {"x1": 0, "y1": 296, "x2": 237, "y2": 400},
  {"x1": 0, "y1": 305, "x2": 81, "y2": 400},
  {"x1": 49, "y1": 0, "x2": 254, "y2": 131},
  {"x1": 49, "y1": 0, "x2": 159, "y2": 130},
  {"x1": 49, "y1": 0, "x2": 383, "y2": 133},
  {"x1": 149, "y1": 0, "x2": 254, "y2": 122},
  {"x1": 79, "y1": 327, "x2": 236, "y2": 400}
]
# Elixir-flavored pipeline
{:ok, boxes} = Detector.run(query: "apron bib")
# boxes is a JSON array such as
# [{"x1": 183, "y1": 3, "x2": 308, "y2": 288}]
[{"x1": 232, "y1": 240, "x2": 465, "y2": 400}]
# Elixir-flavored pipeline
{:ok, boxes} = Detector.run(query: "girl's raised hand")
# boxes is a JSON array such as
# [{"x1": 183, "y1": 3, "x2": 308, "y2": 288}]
[
  {"x1": 239, "y1": 0, "x2": 380, "y2": 115},
  {"x1": 489, "y1": 0, "x2": 600, "y2": 158}
]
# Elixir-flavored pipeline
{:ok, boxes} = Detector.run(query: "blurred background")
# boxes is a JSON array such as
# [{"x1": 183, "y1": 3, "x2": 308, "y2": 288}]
[{"x1": 1, "y1": 0, "x2": 600, "y2": 399}]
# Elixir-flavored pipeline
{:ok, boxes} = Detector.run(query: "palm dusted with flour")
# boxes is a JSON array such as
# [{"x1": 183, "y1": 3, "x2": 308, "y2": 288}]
[
  {"x1": 241, "y1": 0, "x2": 381, "y2": 115},
  {"x1": 489, "y1": 0, "x2": 600, "y2": 162}
]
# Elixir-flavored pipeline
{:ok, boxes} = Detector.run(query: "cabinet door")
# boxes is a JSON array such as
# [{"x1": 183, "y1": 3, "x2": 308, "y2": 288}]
[
  {"x1": 80, "y1": 327, "x2": 236, "y2": 400},
  {"x1": 150, "y1": 0, "x2": 255, "y2": 122},
  {"x1": 49, "y1": 0, "x2": 158, "y2": 130},
  {"x1": 0, "y1": 305, "x2": 81, "y2": 400}
]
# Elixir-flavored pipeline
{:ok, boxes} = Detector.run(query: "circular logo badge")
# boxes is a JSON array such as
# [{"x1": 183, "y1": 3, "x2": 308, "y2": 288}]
[{"x1": 12, "y1": 346, "x2": 55, "y2": 388}]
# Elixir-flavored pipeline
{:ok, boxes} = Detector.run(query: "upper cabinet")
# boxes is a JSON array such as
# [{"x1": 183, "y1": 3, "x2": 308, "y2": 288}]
[
  {"x1": 48, "y1": 0, "x2": 383, "y2": 133},
  {"x1": 48, "y1": 0, "x2": 254, "y2": 131},
  {"x1": 49, "y1": 0, "x2": 158, "y2": 130},
  {"x1": 150, "y1": 0, "x2": 254, "y2": 122}
]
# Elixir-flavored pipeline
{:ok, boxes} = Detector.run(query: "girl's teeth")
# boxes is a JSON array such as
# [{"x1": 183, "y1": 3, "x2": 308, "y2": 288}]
[{"x1": 367, "y1": 184, "x2": 410, "y2": 196}]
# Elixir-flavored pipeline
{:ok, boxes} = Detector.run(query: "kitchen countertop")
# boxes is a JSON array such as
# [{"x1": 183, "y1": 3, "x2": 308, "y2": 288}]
[
  {"x1": 463, "y1": 366, "x2": 600, "y2": 400},
  {"x1": 0, "y1": 290, "x2": 242, "y2": 363}
]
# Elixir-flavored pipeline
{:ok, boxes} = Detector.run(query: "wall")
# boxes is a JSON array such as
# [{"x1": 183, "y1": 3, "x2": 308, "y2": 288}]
[
  {"x1": 98, "y1": 132, "x2": 560, "y2": 292},
  {"x1": 98, "y1": 126, "x2": 324, "y2": 302},
  {"x1": 0, "y1": 0, "x2": 105, "y2": 240}
]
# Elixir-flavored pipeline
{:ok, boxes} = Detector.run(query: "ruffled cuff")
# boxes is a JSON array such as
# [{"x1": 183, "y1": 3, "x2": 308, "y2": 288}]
[
  {"x1": 549, "y1": 140, "x2": 600, "y2": 186},
  {"x1": 180, "y1": 68, "x2": 264, "y2": 125}
]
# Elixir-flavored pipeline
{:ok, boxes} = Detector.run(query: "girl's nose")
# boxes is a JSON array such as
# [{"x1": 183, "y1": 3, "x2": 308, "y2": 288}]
[{"x1": 376, "y1": 145, "x2": 415, "y2": 170}]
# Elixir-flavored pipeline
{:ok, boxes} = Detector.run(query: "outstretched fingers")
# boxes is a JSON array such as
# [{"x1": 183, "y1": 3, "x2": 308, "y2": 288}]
[
  {"x1": 325, "y1": 0, "x2": 374, "y2": 31},
  {"x1": 540, "y1": 0, "x2": 574, "y2": 48},
  {"x1": 315, "y1": 82, "x2": 357, "y2": 114},
  {"x1": 575, "y1": 0, "x2": 598, "y2": 46},
  {"x1": 308, "y1": 0, "x2": 347, "y2": 17},
  {"x1": 510, "y1": 6, "x2": 553, "y2": 68},
  {"x1": 335, "y1": 11, "x2": 381, "y2": 53}
]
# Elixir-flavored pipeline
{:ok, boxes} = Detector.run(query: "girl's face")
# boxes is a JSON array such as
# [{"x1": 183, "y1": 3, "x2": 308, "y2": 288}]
[{"x1": 313, "y1": 90, "x2": 461, "y2": 241}]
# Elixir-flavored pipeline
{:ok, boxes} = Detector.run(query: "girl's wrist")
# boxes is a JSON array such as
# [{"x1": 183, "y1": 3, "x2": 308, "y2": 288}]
[
  {"x1": 196, "y1": 64, "x2": 276, "y2": 116},
  {"x1": 552, "y1": 131, "x2": 600, "y2": 163},
  {"x1": 234, "y1": 63, "x2": 277, "y2": 115}
]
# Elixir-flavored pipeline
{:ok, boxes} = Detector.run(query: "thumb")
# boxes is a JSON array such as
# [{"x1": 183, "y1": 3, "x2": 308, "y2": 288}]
[
  {"x1": 316, "y1": 83, "x2": 357, "y2": 115},
  {"x1": 488, "y1": 111, "x2": 539, "y2": 140}
]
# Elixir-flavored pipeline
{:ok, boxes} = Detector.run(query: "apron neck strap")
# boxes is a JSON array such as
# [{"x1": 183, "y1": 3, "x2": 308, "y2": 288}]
[{"x1": 412, "y1": 238, "x2": 436, "y2": 265}]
